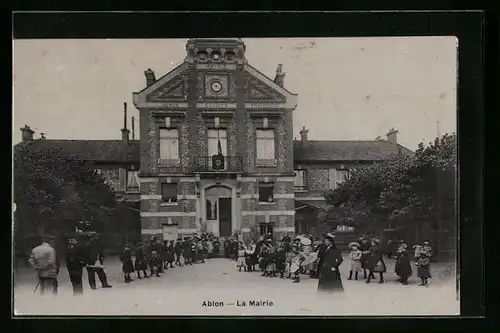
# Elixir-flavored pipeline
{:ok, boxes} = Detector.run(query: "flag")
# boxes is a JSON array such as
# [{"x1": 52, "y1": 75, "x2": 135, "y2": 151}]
[{"x1": 217, "y1": 130, "x2": 223, "y2": 155}]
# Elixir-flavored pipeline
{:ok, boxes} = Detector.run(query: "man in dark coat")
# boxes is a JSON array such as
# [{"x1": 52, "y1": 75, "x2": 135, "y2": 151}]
[
  {"x1": 317, "y1": 233, "x2": 344, "y2": 294},
  {"x1": 65, "y1": 237, "x2": 87, "y2": 295},
  {"x1": 85, "y1": 236, "x2": 112, "y2": 289}
]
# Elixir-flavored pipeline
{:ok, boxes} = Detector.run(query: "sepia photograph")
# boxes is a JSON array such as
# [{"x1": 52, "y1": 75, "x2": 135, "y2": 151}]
[{"x1": 13, "y1": 37, "x2": 459, "y2": 316}]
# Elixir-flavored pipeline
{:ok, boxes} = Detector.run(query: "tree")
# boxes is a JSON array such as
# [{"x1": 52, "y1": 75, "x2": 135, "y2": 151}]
[
  {"x1": 324, "y1": 133, "x2": 457, "y2": 254},
  {"x1": 13, "y1": 142, "x2": 117, "y2": 251}
]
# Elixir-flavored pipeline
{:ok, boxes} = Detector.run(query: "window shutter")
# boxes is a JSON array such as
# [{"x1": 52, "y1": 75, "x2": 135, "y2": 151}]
[{"x1": 329, "y1": 169, "x2": 337, "y2": 189}]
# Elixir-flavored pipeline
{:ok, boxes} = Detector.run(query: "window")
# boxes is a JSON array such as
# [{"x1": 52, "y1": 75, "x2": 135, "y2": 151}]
[
  {"x1": 259, "y1": 182, "x2": 274, "y2": 203},
  {"x1": 159, "y1": 128, "x2": 179, "y2": 160},
  {"x1": 126, "y1": 170, "x2": 140, "y2": 191},
  {"x1": 259, "y1": 223, "x2": 274, "y2": 237},
  {"x1": 161, "y1": 183, "x2": 178, "y2": 203},
  {"x1": 294, "y1": 169, "x2": 306, "y2": 191},
  {"x1": 256, "y1": 129, "x2": 275, "y2": 162},
  {"x1": 208, "y1": 129, "x2": 228, "y2": 169},
  {"x1": 329, "y1": 168, "x2": 349, "y2": 189},
  {"x1": 205, "y1": 198, "x2": 218, "y2": 220}
]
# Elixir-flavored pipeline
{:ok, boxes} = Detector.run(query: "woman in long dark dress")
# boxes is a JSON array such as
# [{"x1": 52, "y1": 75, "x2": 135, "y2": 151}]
[
  {"x1": 317, "y1": 233, "x2": 344, "y2": 294},
  {"x1": 395, "y1": 243, "x2": 412, "y2": 285}
]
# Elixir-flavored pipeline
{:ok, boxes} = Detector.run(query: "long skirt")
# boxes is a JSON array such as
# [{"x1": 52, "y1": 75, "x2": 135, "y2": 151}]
[
  {"x1": 290, "y1": 262, "x2": 301, "y2": 274},
  {"x1": 266, "y1": 262, "x2": 276, "y2": 272},
  {"x1": 417, "y1": 264, "x2": 431, "y2": 278},
  {"x1": 122, "y1": 260, "x2": 135, "y2": 274},
  {"x1": 395, "y1": 258, "x2": 412, "y2": 278},
  {"x1": 318, "y1": 268, "x2": 344, "y2": 293}
]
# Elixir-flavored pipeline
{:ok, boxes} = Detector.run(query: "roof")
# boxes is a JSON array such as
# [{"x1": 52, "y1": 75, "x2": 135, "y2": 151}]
[
  {"x1": 15, "y1": 139, "x2": 140, "y2": 163},
  {"x1": 294, "y1": 140, "x2": 413, "y2": 162},
  {"x1": 15, "y1": 138, "x2": 412, "y2": 163}
]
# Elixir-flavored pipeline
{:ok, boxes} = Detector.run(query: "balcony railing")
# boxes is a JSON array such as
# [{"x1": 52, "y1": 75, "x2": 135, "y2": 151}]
[{"x1": 193, "y1": 155, "x2": 244, "y2": 173}]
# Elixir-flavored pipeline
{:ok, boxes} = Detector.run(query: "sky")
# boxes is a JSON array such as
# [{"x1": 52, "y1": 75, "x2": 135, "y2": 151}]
[{"x1": 13, "y1": 37, "x2": 457, "y2": 150}]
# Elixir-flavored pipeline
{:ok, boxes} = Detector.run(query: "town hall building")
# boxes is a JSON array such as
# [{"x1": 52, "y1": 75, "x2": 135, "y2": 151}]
[{"x1": 17, "y1": 39, "x2": 412, "y2": 245}]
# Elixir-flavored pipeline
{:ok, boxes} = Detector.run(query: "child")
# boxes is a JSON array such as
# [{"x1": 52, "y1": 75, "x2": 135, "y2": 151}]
[
  {"x1": 395, "y1": 243, "x2": 412, "y2": 285},
  {"x1": 413, "y1": 243, "x2": 422, "y2": 260},
  {"x1": 275, "y1": 243, "x2": 287, "y2": 278},
  {"x1": 183, "y1": 237, "x2": 193, "y2": 266},
  {"x1": 416, "y1": 248, "x2": 432, "y2": 287},
  {"x1": 237, "y1": 244, "x2": 246, "y2": 272},
  {"x1": 134, "y1": 243, "x2": 149, "y2": 279},
  {"x1": 348, "y1": 243, "x2": 363, "y2": 280},
  {"x1": 120, "y1": 244, "x2": 135, "y2": 283},
  {"x1": 164, "y1": 240, "x2": 175, "y2": 268},
  {"x1": 149, "y1": 250, "x2": 162, "y2": 277},
  {"x1": 174, "y1": 238, "x2": 183, "y2": 266},
  {"x1": 266, "y1": 244, "x2": 277, "y2": 277},
  {"x1": 289, "y1": 244, "x2": 306, "y2": 283},
  {"x1": 285, "y1": 248, "x2": 294, "y2": 278}
]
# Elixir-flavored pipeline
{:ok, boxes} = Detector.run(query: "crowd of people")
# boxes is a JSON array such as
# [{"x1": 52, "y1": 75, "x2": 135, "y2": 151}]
[
  {"x1": 119, "y1": 233, "x2": 221, "y2": 283},
  {"x1": 225, "y1": 233, "x2": 434, "y2": 289},
  {"x1": 26, "y1": 227, "x2": 434, "y2": 297}
]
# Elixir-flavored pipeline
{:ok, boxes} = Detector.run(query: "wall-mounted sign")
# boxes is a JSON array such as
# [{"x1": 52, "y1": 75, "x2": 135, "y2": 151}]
[
  {"x1": 161, "y1": 102, "x2": 189, "y2": 109},
  {"x1": 196, "y1": 63, "x2": 237, "y2": 70},
  {"x1": 196, "y1": 103, "x2": 237, "y2": 109},
  {"x1": 245, "y1": 103, "x2": 287, "y2": 109}
]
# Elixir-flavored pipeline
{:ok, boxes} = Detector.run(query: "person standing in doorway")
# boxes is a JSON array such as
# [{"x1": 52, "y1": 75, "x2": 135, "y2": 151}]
[
  {"x1": 85, "y1": 236, "x2": 112, "y2": 289},
  {"x1": 317, "y1": 233, "x2": 344, "y2": 294},
  {"x1": 65, "y1": 237, "x2": 87, "y2": 295},
  {"x1": 28, "y1": 235, "x2": 59, "y2": 295}
]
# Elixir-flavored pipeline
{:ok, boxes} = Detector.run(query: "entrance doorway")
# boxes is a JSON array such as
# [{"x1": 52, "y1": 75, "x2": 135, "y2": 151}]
[
  {"x1": 204, "y1": 185, "x2": 234, "y2": 237},
  {"x1": 219, "y1": 198, "x2": 232, "y2": 237}
]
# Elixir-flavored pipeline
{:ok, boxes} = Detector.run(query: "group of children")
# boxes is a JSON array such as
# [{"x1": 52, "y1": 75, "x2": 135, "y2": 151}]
[
  {"x1": 233, "y1": 235, "x2": 316, "y2": 283},
  {"x1": 229, "y1": 233, "x2": 434, "y2": 287},
  {"x1": 119, "y1": 233, "x2": 220, "y2": 283},
  {"x1": 346, "y1": 236, "x2": 433, "y2": 286}
]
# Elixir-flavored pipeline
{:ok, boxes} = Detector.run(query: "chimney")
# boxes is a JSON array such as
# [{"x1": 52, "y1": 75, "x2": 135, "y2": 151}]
[
  {"x1": 299, "y1": 125, "x2": 309, "y2": 143},
  {"x1": 20, "y1": 125, "x2": 34, "y2": 142},
  {"x1": 274, "y1": 64, "x2": 285, "y2": 87},
  {"x1": 386, "y1": 128, "x2": 399, "y2": 144},
  {"x1": 121, "y1": 102, "x2": 130, "y2": 143},
  {"x1": 131, "y1": 116, "x2": 135, "y2": 140},
  {"x1": 144, "y1": 68, "x2": 156, "y2": 87}
]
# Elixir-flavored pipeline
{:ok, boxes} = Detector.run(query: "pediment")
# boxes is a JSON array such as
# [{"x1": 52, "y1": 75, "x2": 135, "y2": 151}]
[
  {"x1": 243, "y1": 64, "x2": 297, "y2": 109},
  {"x1": 133, "y1": 63, "x2": 189, "y2": 107}
]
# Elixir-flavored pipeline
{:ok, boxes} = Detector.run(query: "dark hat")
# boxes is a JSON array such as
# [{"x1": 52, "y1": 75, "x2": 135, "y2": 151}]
[{"x1": 325, "y1": 233, "x2": 336, "y2": 241}]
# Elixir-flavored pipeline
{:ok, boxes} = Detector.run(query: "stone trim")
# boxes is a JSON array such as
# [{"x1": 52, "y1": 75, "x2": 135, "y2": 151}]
[
  {"x1": 141, "y1": 194, "x2": 162, "y2": 200},
  {"x1": 274, "y1": 226, "x2": 296, "y2": 232},
  {"x1": 241, "y1": 228, "x2": 251, "y2": 232},
  {"x1": 241, "y1": 210, "x2": 295, "y2": 216},
  {"x1": 240, "y1": 177, "x2": 257, "y2": 182},
  {"x1": 140, "y1": 212, "x2": 197, "y2": 217},
  {"x1": 179, "y1": 177, "x2": 198, "y2": 182},
  {"x1": 296, "y1": 197, "x2": 326, "y2": 201},
  {"x1": 240, "y1": 194, "x2": 258, "y2": 199},
  {"x1": 178, "y1": 228, "x2": 198, "y2": 234},
  {"x1": 142, "y1": 229, "x2": 163, "y2": 235},
  {"x1": 139, "y1": 177, "x2": 158, "y2": 183},
  {"x1": 273, "y1": 193, "x2": 295, "y2": 199}
]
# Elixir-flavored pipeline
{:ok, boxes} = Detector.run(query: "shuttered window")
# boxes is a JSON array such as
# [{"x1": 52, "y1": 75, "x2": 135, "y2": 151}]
[
  {"x1": 159, "y1": 129, "x2": 179, "y2": 160},
  {"x1": 256, "y1": 129, "x2": 275, "y2": 160}
]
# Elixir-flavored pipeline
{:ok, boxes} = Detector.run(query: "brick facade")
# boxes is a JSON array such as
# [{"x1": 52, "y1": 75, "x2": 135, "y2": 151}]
[{"x1": 133, "y1": 39, "x2": 298, "y2": 242}]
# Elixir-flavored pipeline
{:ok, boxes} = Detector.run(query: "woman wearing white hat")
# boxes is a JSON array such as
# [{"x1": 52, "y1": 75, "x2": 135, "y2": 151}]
[{"x1": 317, "y1": 233, "x2": 344, "y2": 293}]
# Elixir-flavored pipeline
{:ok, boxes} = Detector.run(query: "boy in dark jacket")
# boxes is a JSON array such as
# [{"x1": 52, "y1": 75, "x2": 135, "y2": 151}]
[
  {"x1": 174, "y1": 238, "x2": 183, "y2": 266},
  {"x1": 134, "y1": 243, "x2": 149, "y2": 279}
]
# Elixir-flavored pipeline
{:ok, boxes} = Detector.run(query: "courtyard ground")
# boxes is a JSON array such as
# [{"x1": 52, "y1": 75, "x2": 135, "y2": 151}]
[{"x1": 13, "y1": 254, "x2": 459, "y2": 316}]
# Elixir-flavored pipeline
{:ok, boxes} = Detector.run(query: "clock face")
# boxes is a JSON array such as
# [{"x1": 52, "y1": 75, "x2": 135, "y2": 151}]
[
  {"x1": 211, "y1": 81, "x2": 222, "y2": 93},
  {"x1": 212, "y1": 53, "x2": 220, "y2": 61}
]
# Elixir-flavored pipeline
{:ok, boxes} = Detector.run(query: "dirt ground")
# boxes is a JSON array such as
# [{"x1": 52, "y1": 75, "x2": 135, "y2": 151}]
[{"x1": 13, "y1": 254, "x2": 459, "y2": 316}]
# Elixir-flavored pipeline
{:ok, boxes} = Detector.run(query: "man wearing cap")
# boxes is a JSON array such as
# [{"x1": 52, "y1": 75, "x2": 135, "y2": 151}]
[
  {"x1": 28, "y1": 234, "x2": 59, "y2": 295},
  {"x1": 66, "y1": 237, "x2": 87, "y2": 295},
  {"x1": 317, "y1": 233, "x2": 344, "y2": 294}
]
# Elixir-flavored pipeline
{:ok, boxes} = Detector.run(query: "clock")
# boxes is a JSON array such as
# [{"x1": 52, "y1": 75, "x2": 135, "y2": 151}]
[
  {"x1": 212, "y1": 53, "x2": 220, "y2": 61},
  {"x1": 211, "y1": 81, "x2": 222, "y2": 93}
]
